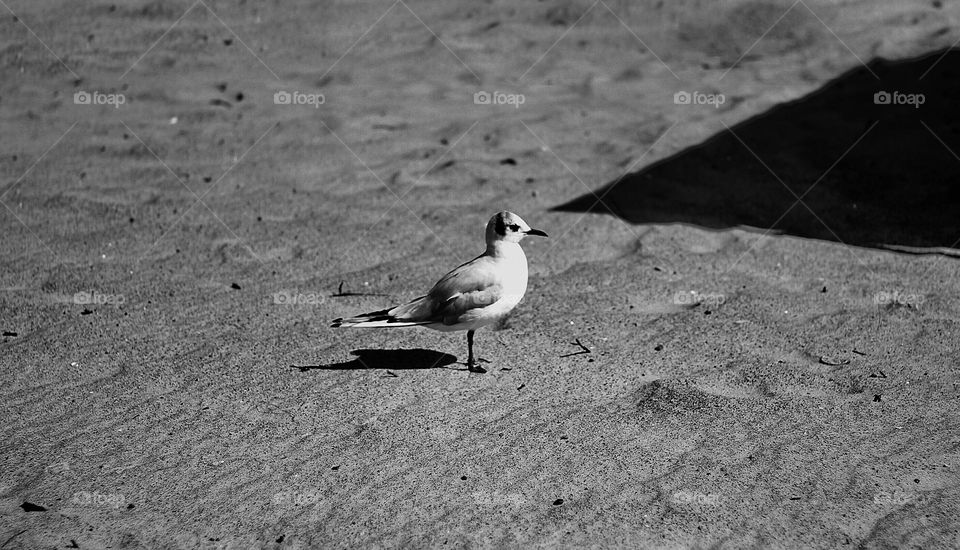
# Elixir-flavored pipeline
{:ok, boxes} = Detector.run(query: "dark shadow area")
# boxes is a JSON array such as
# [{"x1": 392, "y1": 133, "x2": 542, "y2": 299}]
[
  {"x1": 292, "y1": 348, "x2": 460, "y2": 372},
  {"x1": 555, "y1": 48, "x2": 960, "y2": 254}
]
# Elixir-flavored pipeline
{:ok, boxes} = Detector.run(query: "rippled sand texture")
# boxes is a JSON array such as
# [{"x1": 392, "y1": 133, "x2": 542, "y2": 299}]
[{"x1": 1, "y1": 0, "x2": 959, "y2": 548}]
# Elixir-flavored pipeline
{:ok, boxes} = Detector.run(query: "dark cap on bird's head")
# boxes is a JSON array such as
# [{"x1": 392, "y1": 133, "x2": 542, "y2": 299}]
[{"x1": 486, "y1": 211, "x2": 548, "y2": 245}]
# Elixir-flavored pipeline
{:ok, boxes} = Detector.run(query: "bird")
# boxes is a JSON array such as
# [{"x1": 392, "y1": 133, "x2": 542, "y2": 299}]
[{"x1": 331, "y1": 211, "x2": 548, "y2": 372}]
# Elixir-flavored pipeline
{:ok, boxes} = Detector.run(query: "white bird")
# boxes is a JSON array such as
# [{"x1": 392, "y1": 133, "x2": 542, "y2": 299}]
[{"x1": 331, "y1": 211, "x2": 548, "y2": 372}]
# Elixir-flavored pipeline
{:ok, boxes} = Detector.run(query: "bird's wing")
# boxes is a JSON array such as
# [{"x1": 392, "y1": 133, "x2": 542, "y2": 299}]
[
  {"x1": 333, "y1": 253, "x2": 503, "y2": 327},
  {"x1": 421, "y1": 253, "x2": 504, "y2": 325},
  {"x1": 434, "y1": 286, "x2": 502, "y2": 325}
]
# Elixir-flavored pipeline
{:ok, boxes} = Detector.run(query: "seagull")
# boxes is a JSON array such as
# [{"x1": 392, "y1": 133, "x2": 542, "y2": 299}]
[{"x1": 331, "y1": 211, "x2": 548, "y2": 372}]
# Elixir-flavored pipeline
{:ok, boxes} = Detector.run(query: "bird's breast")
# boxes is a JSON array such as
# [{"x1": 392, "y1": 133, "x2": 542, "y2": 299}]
[{"x1": 494, "y1": 244, "x2": 529, "y2": 308}]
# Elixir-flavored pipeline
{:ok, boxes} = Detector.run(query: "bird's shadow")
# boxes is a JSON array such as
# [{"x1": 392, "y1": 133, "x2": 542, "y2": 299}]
[{"x1": 292, "y1": 348, "x2": 463, "y2": 372}]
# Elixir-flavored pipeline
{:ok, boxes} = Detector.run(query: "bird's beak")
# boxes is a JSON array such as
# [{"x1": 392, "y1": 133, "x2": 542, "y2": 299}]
[{"x1": 524, "y1": 228, "x2": 548, "y2": 237}]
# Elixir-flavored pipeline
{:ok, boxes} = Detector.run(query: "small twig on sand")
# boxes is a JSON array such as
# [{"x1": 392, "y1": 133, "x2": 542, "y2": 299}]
[
  {"x1": 852, "y1": 349, "x2": 867, "y2": 356},
  {"x1": 330, "y1": 280, "x2": 391, "y2": 298},
  {"x1": 2, "y1": 530, "x2": 27, "y2": 548},
  {"x1": 560, "y1": 338, "x2": 592, "y2": 358},
  {"x1": 385, "y1": 370, "x2": 398, "y2": 378}
]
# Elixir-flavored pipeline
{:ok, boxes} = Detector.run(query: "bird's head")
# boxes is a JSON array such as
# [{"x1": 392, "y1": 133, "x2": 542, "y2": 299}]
[{"x1": 485, "y1": 211, "x2": 548, "y2": 245}]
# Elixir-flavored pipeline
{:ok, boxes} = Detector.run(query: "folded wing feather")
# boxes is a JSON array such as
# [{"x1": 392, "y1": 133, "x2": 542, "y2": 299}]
[
  {"x1": 393, "y1": 253, "x2": 503, "y2": 325},
  {"x1": 334, "y1": 253, "x2": 504, "y2": 327}
]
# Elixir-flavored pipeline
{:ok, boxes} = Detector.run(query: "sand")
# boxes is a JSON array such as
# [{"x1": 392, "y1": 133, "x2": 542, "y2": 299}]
[{"x1": 1, "y1": 0, "x2": 959, "y2": 548}]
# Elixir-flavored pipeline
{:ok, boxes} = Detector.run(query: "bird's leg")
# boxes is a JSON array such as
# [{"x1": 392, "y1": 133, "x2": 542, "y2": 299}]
[
  {"x1": 467, "y1": 330, "x2": 475, "y2": 369},
  {"x1": 466, "y1": 330, "x2": 486, "y2": 373}
]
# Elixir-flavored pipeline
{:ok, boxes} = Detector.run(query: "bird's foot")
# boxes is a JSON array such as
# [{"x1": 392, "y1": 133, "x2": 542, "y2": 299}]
[{"x1": 466, "y1": 359, "x2": 489, "y2": 373}]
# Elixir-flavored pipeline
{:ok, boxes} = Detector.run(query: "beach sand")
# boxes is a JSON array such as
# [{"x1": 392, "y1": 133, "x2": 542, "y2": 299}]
[{"x1": 1, "y1": 0, "x2": 959, "y2": 547}]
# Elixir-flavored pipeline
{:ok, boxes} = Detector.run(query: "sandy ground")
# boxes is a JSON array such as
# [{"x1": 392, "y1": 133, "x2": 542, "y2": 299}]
[{"x1": 2, "y1": 0, "x2": 960, "y2": 548}]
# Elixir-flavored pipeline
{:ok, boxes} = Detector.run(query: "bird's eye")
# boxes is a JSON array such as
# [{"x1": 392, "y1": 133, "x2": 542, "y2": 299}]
[{"x1": 508, "y1": 224, "x2": 520, "y2": 232}]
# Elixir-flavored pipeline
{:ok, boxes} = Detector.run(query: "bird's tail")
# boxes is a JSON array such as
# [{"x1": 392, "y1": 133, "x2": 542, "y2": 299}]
[{"x1": 331, "y1": 296, "x2": 432, "y2": 328}]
